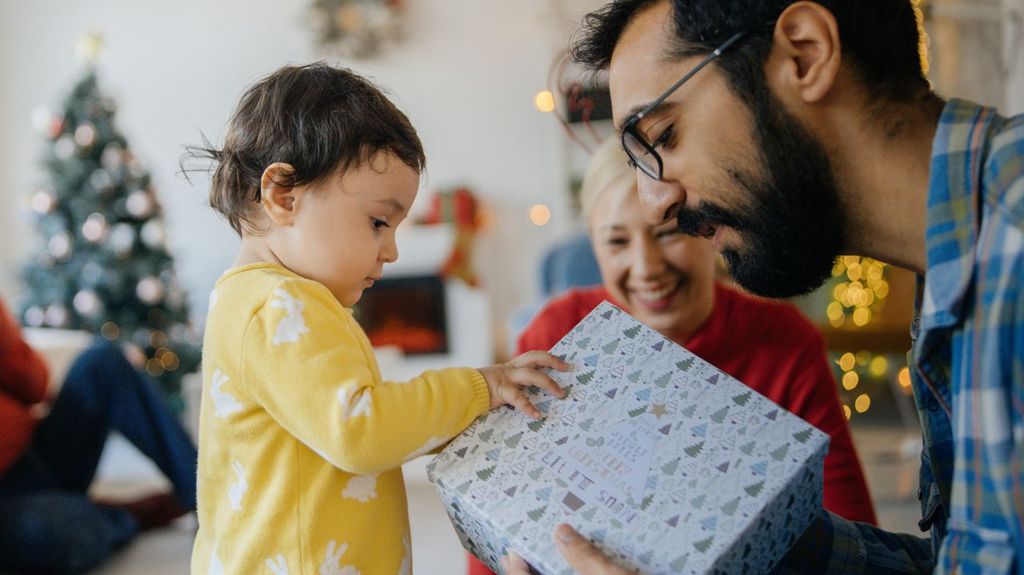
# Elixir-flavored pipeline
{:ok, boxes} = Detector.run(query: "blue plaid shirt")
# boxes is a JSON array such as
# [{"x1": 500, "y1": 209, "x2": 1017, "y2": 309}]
[{"x1": 781, "y1": 99, "x2": 1023, "y2": 574}]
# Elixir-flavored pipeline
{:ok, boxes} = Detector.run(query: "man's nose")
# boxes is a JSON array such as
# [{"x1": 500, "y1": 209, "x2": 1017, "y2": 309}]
[{"x1": 636, "y1": 172, "x2": 685, "y2": 226}]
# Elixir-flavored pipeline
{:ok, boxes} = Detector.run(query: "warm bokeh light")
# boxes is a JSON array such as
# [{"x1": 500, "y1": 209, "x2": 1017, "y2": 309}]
[
  {"x1": 843, "y1": 405, "x2": 852, "y2": 420},
  {"x1": 852, "y1": 307, "x2": 871, "y2": 326},
  {"x1": 855, "y1": 393, "x2": 871, "y2": 413},
  {"x1": 842, "y1": 371, "x2": 859, "y2": 391},
  {"x1": 838, "y1": 352, "x2": 856, "y2": 372},
  {"x1": 534, "y1": 90, "x2": 556, "y2": 113},
  {"x1": 101, "y1": 321, "x2": 120, "y2": 341},
  {"x1": 149, "y1": 330, "x2": 168, "y2": 348},
  {"x1": 869, "y1": 355, "x2": 889, "y2": 377},
  {"x1": 529, "y1": 204, "x2": 551, "y2": 226},
  {"x1": 898, "y1": 366, "x2": 912, "y2": 392}
]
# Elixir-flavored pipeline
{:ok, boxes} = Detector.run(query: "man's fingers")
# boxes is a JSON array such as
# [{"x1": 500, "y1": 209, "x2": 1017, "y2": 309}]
[
  {"x1": 554, "y1": 524, "x2": 632, "y2": 574},
  {"x1": 504, "y1": 551, "x2": 531, "y2": 575}
]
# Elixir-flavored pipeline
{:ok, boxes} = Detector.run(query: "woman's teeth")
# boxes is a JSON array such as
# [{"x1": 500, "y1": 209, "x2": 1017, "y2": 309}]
[{"x1": 636, "y1": 285, "x2": 675, "y2": 302}]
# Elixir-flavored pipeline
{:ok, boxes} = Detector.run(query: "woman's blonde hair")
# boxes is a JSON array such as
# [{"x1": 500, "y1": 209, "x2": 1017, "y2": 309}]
[{"x1": 579, "y1": 138, "x2": 635, "y2": 223}]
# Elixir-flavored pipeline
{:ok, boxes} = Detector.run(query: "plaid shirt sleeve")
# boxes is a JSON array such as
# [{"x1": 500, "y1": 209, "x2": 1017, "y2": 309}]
[{"x1": 777, "y1": 509, "x2": 934, "y2": 574}]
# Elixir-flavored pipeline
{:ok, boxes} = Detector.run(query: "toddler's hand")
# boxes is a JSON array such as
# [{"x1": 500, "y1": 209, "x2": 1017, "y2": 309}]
[{"x1": 478, "y1": 351, "x2": 569, "y2": 419}]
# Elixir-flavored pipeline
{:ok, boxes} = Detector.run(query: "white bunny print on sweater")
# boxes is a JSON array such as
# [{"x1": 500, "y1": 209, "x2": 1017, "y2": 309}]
[
  {"x1": 270, "y1": 288, "x2": 309, "y2": 345},
  {"x1": 208, "y1": 546, "x2": 225, "y2": 575},
  {"x1": 318, "y1": 541, "x2": 360, "y2": 575},
  {"x1": 336, "y1": 385, "x2": 373, "y2": 422},
  {"x1": 228, "y1": 460, "x2": 248, "y2": 511},
  {"x1": 266, "y1": 554, "x2": 290, "y2": 575},
  {"x1": 210, "y1": 369, "x2": 242, "y2": 418},
  {"x1": 341, "y1": 473, "x2": 378, "y2": 503}
]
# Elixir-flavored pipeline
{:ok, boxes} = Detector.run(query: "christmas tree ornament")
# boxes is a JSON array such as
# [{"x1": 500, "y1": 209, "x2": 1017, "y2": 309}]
[
  {"x1": 48, "y1": 231, "x2": 72, "y2": 260},
  {"x1": 47, "y1": 117, "x2": 65, "y2": 140},
  {"x1": 136, "y1": 276, "x2": 165, "y2": 304},
  {"x1": 54, "y1": 134, "x2": 76, "y2": 160},
  {"x1": 74, "y1": 123, "x2": 97, "y2": 148},
  {"x1": 101, "y1": 143, "x2": 124, "y2": 169},
  {"x1": 73, "y1": 290, "x2": 101, "y2": 316},
  {"x1": 89, "y1": 169, "x2": 116, "y2": 195},
  {"x1": 126, "y1": 190, "x2": 154, "y2": 218},
  {"x1": 81, "y1": 212, "x2": 108, "y2": 243},
  {"x1": 44, "y1": 304, "x2": 69, "y2": 328},
  {"x1": 30, "y1": 189, "x2": 57, "y2": 214},
  {"x1": 140, "y1": 219, "x2": 166, "y2": 248},
  {"x1": 109, "y1": 223, "x2": 136, "y2": 256},
  {"x1": 23, "y1": 306, "x2": 45, "y2": 327}
]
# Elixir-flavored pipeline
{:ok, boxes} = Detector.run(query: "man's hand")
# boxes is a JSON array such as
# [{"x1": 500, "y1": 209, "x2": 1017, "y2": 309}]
[{"x1": 503, "y1": 524, "x2": 636, "y2": 574}]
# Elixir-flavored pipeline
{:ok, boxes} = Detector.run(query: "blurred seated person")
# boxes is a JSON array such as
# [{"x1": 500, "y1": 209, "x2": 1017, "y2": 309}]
[
  {"x1": 468, "y1": 139, "x2": 875, "y2": 575},
  {"x1": 0, "y1": 296, "x2": 197, "y2": 574}
]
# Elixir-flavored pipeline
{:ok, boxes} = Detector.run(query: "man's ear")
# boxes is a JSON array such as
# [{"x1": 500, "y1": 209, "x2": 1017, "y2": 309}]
[
  {"x1": 260, "y1": 163, "x2": 299, "y2": 226},
  {"x1": 767, "y1": 1, "x2": 842, "y2": 104}
]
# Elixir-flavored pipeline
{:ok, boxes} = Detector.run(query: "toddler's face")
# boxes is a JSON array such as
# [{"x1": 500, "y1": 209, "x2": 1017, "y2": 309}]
[{"x1": 282, "y1": 153, "x2": 419, "y2": 306}]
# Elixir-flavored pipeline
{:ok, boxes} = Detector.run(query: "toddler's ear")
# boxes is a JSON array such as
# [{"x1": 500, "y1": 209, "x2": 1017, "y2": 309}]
[{"x1": 260, "y1": 163, "x2": 299, "y2": 226}]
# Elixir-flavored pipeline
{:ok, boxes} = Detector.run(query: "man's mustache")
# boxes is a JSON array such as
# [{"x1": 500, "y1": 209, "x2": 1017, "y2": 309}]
[{"x1": 675, "y1": 202, "x2": 746, "y2": 238}]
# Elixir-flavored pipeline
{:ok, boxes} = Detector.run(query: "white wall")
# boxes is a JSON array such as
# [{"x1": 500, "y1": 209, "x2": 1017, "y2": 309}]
[
  {"x1": 1005, "y1": 0, "x2": 1024, "y2": 115},
  {"x1": 0, "y1": 0, "x2": 604, "y2": 353}
]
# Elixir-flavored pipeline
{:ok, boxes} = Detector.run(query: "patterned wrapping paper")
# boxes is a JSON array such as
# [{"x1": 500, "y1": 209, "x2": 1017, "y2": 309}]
[{"x1": 427, "y1": 302, "x2": 829, "y2": 574}]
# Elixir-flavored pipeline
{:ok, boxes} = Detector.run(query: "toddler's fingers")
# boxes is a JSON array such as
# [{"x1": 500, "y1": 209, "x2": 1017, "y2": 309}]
[
  {"x1": 506, "y1": 388, "x2": 542, "y2": 420},
  {"x1": 510, "y1": 367, "x2": 566, "y2": 399},
  {"x1": 510, "y1": 350, "x2": 570, "y2": 372}
]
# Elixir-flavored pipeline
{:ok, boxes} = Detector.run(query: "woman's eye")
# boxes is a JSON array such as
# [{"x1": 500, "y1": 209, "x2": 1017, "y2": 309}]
[
  {"x1": 652, "y1": 125, "x2": 674, "y2": 150},
  {"x1": 607, "y1": 238, "x2": 628, "y2": 247},
  {"x1": 371, "y1": 218, "x2": 389, "y2": 230}
]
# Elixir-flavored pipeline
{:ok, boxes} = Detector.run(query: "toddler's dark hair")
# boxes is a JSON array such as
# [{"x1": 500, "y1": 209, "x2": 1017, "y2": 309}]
[{"x1": 184, "y1": 63, "x2": 425, "y2": 235}]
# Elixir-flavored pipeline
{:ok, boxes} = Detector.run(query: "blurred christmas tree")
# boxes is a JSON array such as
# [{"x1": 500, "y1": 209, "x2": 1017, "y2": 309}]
[{"x1": 19, "y1": 40, "x2": 200, "y2": 401}]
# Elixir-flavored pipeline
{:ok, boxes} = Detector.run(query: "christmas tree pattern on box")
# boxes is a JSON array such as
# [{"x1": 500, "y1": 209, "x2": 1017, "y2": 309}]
[{"x1": 428, "y1": 302, "x2": 829, "y2": 574}]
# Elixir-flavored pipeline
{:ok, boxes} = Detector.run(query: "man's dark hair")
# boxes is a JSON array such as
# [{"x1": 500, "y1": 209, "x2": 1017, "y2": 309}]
[
  {"x1": 184, "y1": 62, "x2": 425, "y2": 235},
  {"x1": 571, "y1": 0, "x2": 929, "y2": 104}
]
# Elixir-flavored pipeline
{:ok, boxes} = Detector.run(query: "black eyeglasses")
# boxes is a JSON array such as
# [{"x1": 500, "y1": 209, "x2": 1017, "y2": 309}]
[{"x1": 621, "y1": 31, "x2": 747, "y2": 181}]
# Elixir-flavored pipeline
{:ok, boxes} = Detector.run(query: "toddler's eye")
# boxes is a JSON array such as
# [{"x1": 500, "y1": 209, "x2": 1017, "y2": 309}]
[{"x1": 372, "y1": 218, "x2": 389, "y2": 230}]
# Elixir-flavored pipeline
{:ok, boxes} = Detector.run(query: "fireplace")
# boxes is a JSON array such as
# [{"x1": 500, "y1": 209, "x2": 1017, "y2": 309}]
[{"x1": 354, "y1": 275, "x2": 448, "y2": 355}]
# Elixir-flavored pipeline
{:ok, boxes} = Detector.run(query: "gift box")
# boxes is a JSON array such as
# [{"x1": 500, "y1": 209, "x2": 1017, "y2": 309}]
[{"x1": 427, "y1": 302, "x2": 829, "y2": 574}]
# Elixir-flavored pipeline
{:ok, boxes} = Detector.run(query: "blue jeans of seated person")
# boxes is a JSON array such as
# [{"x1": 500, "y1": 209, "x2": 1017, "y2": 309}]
[{"x1": 0, "y1": 340, "x2": 198, "y2": 574}]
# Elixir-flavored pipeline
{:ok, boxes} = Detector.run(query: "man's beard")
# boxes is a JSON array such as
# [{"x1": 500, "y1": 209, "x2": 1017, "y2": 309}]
[{"x1": 676, "y1": 85, "x2": 846, "y2": 298}]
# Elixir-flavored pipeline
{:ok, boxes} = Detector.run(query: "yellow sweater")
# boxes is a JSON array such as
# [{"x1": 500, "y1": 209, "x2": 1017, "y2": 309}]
[{"x1": 192, "y1": 263, "x2": 490, "y2": 574}]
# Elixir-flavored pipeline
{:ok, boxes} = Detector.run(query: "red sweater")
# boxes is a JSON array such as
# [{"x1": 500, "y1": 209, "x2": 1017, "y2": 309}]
[
  {"x1": 469, "y1": 284, "x2": 876, "y2": 575},
  {"x1": 0, "y1": 298, "x2": 50, "y2": 477}
]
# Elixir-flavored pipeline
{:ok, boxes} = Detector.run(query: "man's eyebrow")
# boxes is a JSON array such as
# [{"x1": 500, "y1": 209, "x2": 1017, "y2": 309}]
[{"x1": 615, "y1": 101, "x2": 673, "y2": 133}]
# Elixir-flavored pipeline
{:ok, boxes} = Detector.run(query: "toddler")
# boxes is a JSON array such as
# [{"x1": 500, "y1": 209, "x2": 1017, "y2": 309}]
[{"x1": 188, "y1": 63, "x2": 565, "y2": 575}]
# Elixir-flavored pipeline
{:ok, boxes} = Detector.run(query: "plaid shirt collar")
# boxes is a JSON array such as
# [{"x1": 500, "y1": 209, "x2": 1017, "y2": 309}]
[{"x1": 918, "y1": 98, "x2": 1001, "y2": 333}]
